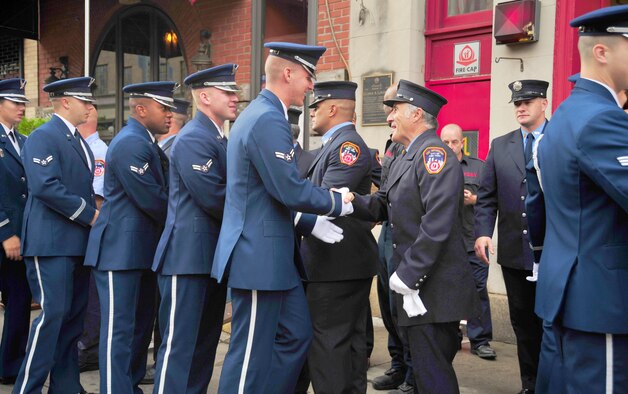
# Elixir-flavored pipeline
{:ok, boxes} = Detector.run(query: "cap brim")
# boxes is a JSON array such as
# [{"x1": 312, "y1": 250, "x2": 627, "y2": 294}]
[
  {"x1": 383, "y1": 97, "x2": 409, "y2": 107},
  {"x1": 308, "y1": 97, "x2": 327, "y2": 108},
  {"x1": 153, "y1": 97, "x2": 176, "y2": 109},
  {"x1": 71, "y1": 95, "x2": 96, "y2": 103},
  {"x1": 510, "y1": 95, "x2": 544, "y2": 103},
  {"x1": 5, "y1": 97, "x2": 30, "y2": 104},
  {"x1": 215, "y1": 85, "x2": 241, "y2": 93}
]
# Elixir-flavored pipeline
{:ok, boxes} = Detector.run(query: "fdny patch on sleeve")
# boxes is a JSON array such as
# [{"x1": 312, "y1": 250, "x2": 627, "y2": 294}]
[
  {"x1": 192, "y1": 159, "x2": 213, "y2": 173},
  {"x1": 130, "y1": 162, "x2": 149, "y2": 175},
  {"x1": 275, "y1": 148, "x2": 295, "y2": 163},
  {"x1": 617, "y1": 156, "x2": 628, "y2": 167},
  {"x1": 423, "y1": 147, "x2": 446, "y2": 174},
  {"x1": 33, "y1": 155, "x2": 54, "y2": 167},
  {"x1": 94, "y1": 160, "x2": 105, "y2": 177},
  {"x1": 339, "y1": 142, "x2": 360, "y2": 166}
]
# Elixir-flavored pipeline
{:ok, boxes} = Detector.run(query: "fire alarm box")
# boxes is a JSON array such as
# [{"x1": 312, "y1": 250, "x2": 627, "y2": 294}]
[{"x1": 494, "y1": 0, "x2": 540, "y2": 45}]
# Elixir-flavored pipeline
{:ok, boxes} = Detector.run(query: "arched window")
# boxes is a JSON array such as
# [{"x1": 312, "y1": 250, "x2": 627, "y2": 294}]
[{"x1": 92, "y1": 6, "x2": 187, "y2": 141}]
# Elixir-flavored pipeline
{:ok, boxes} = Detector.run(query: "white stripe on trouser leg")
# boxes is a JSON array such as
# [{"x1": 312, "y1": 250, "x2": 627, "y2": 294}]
[
  {"x1": 106, "y1": 271, "x2": 114, "y2": 394},
  {"x1": 157, "y1": 275, "x2": 177, "y2": 394},
  {"x1": 19, "y1": 257, "x2": 45, "y2": 394},
  {"x1": 606, "y1": 334, "x2": 613, "y2": 394},
  {"x1": 238, "y1": 290, "x2": 258, "y2": 394}
]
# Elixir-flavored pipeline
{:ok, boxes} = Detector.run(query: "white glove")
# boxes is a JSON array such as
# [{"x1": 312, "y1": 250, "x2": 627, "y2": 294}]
[
  {"x1": 389, "y1": 272, "x2": 427, "y2": 317},
  {"x1": 310, "y1": 216, "x2": 344, "y2": 244},
  {"x1": 526, "y1": 262, "x2": 539, "y2": 282},
  {"x1": 333, "y1": 187, "x2": 354, "y2": 216}
]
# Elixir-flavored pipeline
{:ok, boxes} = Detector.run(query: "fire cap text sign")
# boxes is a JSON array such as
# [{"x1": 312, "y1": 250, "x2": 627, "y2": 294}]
[{"x1": 454, "y1": 41, "x2": 480, "y2": 76}]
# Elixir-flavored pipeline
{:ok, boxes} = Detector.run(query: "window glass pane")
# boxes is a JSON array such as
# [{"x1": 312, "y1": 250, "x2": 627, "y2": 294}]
[
  {"x1": 448, "y1": 0, "x2": 491, "y2": 16},
  {"x1": 157, "y1": 15, "x2": 185, "y2": 98},
  {"x1": 121, "y1": 11, "x2": 151, "y2": 121},
  {"x1": 94, "y1": 28, "x2": 116, "y2": 142}
]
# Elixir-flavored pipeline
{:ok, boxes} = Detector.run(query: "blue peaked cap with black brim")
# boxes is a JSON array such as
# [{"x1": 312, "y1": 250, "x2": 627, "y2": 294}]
[
  {"x1": 44, "y1": 77, "x2": 96, "y2": 103},
  {"x1": 0, "y1": 78, "x2": 29, "y2": 103},
  {"x1": 184, "y1": 63, "x2": 240, "y2": 92},
  {"x1": 571, "y1": 4, "x2": 628, "y2": 37},
  {"x1": 264, "y1": 42, "x2": 326, "y2": 78},
  {"x1": 123, "y1": 81, "x2": 179, "y2": 109}
]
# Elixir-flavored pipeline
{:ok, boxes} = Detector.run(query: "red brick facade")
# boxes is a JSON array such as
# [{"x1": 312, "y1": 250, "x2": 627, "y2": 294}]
[{"x1": 316, "y1": 0, "x2": 350, "y2": 73}]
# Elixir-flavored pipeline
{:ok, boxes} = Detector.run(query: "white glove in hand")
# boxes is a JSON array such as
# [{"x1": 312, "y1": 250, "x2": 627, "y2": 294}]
[
  {"x1": 334, "y1": 187, "x2": 354, "y2": 216},
  {"x1": 311, "y1": 216, "x2": 344, "y2": 244},
  {"x1": 389, "y1": 272, "x2": 427, "y2": 317},
  {"x1": 526, "y1": 262, "x2": 539, "y2": 282}
]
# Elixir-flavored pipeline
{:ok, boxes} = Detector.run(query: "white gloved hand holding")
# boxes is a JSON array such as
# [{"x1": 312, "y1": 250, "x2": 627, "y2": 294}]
[
  {"x1": 310, "y1": 216, "x2": 344, "y2": 244},
  {"x1": 526, "y1": 262, "x2": 539, "y2": 282},
  {"x1": 332, "y1": 187, "x2": 354, "y2": 216},
  {"x1": 389, "y1": 272, "x2": 427, "y2": 317}
]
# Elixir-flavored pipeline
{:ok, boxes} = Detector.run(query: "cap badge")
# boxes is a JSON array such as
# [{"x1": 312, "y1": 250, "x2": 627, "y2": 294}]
[{"x1": 513, "y1": 81, "x2": 523, "y2": 91}]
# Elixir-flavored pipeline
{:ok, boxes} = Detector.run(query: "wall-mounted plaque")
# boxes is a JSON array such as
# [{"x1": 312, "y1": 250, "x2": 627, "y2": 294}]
[{"x1": 361, "y1": 73, "x2": 393, "y2": 126}]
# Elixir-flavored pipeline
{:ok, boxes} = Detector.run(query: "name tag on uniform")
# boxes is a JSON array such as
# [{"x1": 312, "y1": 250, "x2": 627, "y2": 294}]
[{"x1": 33, "y1": 155, "x2": 54, "y2": 166}]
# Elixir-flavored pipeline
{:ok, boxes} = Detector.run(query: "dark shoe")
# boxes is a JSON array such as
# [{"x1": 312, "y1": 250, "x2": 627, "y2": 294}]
[
  {"x1": 140, "y1": 364, "x2": 155, "y2": 385},
  {"x1": 387, "y1": 382, "x2": 414, "y2": 394},
  {"x1": 78, "y1": 353, "x2": 99, "y2": 372},
  {"x1": 372, "y1": 367, "x2": 406, "y2": 390},
  {"x1": 0, "y1": 376, "x2": 16, "y2": 385},
  {"x1": 471, "y1": 344, "x2": 497, "y2": 359}
]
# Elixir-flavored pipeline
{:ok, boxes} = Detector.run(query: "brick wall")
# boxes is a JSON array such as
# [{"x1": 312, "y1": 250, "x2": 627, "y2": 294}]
[{"x1": 316, "y1": 0, "x2": 350, "y2": 74}]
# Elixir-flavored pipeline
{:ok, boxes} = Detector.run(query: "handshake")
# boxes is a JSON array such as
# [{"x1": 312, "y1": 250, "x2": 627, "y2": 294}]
[{"x1": 310, "y1": 187, "x2": 355, "y2": 244}]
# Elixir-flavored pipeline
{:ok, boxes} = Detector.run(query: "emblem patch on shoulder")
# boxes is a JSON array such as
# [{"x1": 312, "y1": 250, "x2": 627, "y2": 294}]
[
  {"x1": 340, "y1": 142, "x2": 360, "y2": 166},
  {"x1": 423, "y1": 147, "x2": 446, "y2": 174},
  {"x1": 275, "y1": 149, "x2": 295, "y2": 163},
  {"x1": 33, "y1": 155, "x2": 54, "y2": 167},
  {"x1": 192, "y1": 159, "x2": 213, "y2": 173},
  {"x1": 130, "y1": 163, "x2": 149, "y2": 175},
  {"x1": 94, "y1": 160, "x2": 105, "y2": 177},
  {"x1": 618, "y1": 156, "x2": 628, "y2": 167}
]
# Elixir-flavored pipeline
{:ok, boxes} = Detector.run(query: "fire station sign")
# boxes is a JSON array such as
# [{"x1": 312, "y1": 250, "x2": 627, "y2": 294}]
[{"x1": 454, "y1": 41, "x2": 480, "y2": 76}]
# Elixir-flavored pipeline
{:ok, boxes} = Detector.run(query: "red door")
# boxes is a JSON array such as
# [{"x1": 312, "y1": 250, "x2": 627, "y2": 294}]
[{"x1": 425, "y1": 0, "x2": 493, "y2": 159}]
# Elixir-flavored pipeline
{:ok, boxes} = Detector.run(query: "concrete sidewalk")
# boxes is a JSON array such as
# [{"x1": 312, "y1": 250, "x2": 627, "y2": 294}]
[{"x1": 0, "y1": 311, "x2": 522, "y2": 394}]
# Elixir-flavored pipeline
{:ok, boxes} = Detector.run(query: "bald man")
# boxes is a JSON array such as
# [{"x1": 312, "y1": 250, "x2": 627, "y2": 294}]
[{"x1": 441, "y1": 124, "x2": 494, "y2": 360}]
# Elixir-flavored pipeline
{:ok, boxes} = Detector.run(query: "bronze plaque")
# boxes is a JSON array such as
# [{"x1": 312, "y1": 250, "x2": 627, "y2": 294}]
[{"x1": 361, "y1": 73, "x2": 393, "y2": 126}]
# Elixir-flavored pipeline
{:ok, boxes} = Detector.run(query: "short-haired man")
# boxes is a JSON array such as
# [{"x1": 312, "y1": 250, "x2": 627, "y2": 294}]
[
  {"x1": 534, "y1": 5, "x2": 628, "y2": 391},
  {"x1": 440, "y1": 123, "x2": 495, "y2": 360},
  {"x1": 151, "y1": 64, "x2": 240, "y2": 394},
  {"x1": 211, "y1": 42, "x2": 353, "y2": 393},
  {"x1": 15, "y1": 77, "x2": 98, "y2": 394},
  {"x1": 474, "y1": 79, "x2": 549, "y2": 393},
  {"x1": 346, "y1": 80, "x2": 479, "y2": 393},
  {"x1": 301, "y1": 80, "x2": 378, "y2": 393},
  {"x1": 0, "y1": 78, "x2": 30, "y2": 385},
  {"x1": 84, "y1": 81, "x2": 175, "y2": 394},
  {"x1": 158, "y1": 98, "x2": 190, "y2": 157}
]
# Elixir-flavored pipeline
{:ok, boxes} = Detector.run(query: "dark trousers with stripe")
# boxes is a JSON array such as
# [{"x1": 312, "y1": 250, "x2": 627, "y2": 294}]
[
  {"x1": 466, "y1": 251, "x2": 493, "y2": 349},
  {"x1": 218, "y1": 284, "x2": 312, "y2": 394},
  {"x1": 501, "y1": 266, "x2": 542, "y2": 390},
  {"x1": 153, "y1": 274, "x2": 227, "y2": 394},
  {"x1": 93, "y1": 269, "x2": 156, "y2": 394},
  {"x1": 0, "y1": 256, "x2": 31, "y2": 379},
  {"x1": 306, "y1": 278, "x2": 371, "y2": 394},
  {"x1": 14, "y1": 256, "x2": 89, "y2": 394}
]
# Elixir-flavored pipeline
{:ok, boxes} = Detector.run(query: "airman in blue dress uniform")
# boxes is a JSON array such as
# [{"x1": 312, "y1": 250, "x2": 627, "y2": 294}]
[
  {"x1": 211, "y1": 42, "x2": 353, "y2": 393},
  {"x1": 14, "y1": 77, "x2": 98, "y2": 394},
  {"x1": 0, "y1": 78, "x2": 30, "y2": 385},
  {"x1": 84, "y1": 81, "x2": 175, "y2": 394},
  {"x1": 151, "y1": 64, "x2": 240, "y2": 394},
  {"x1": 535, "y1": 5, "x2": 628, "y2": 392}
]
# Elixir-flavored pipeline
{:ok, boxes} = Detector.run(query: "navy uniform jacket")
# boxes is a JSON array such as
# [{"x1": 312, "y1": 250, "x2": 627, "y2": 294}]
[
  {"x1": 525, "y1": 137, "x2": 545, "y2": 264},
  {"x1": 0, "y1": 130, "x2": 27, "y2": 246},
  {"x1": 152, "y1": 111, "x2": 227, "y2": 275},
  {"x1": 84, "y1": 117, "x2": 168, "y2": 271},
  {"x1": 369, "y1": 148, "x2": 382, "y2": 188},
  {"x1": 294, "y1": 142, "x2": 315, "y2": 179},
  {"x1": 475, "y1": 129, "x2": 534, "y2": 270},
  {"x1": 21, "y1": 116, "x2": 96, "y2": 257},
  {"x1": 301, "y1": 124, "x2": 378, "y2": 282},
  {"x1": 460, "y1": 156, "x2": 484, "y2": 252},
  {"x1": 535, "y1": 78, "x2": 628, "y2": 334},
  {"x1": 211, "y1": 89, "x2": 343, "y2": 291},
  {"x1": 352, "y1": 130, "x2": 479, "y2": 326}
]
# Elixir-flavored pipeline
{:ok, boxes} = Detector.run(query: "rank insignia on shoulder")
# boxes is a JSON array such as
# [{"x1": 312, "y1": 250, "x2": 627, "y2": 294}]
[
  {"x1": 339, "y1": 142, "x2": 360, "y2": 166},
  {"x1": 192, "y1": 159, "x2": 213, "y2": 173},
  {"x1": 618, "y1": 156, "x2": 628, "y2": 167},
  {"x1": 130, "y1": 162, "x2": 149, "y2": 175},
  {"x1": 33, "y1": 155, "x2": 54, "y2": 166},
  {"x1": 275, "y1": 149, "x2": 295, "y2": 163},
  {"x1": 423, "y1": 147, "x2": 446, "y2": 174},
  {"x1": 94, "y1": 160, "x2": 106, "y2": 177}
]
